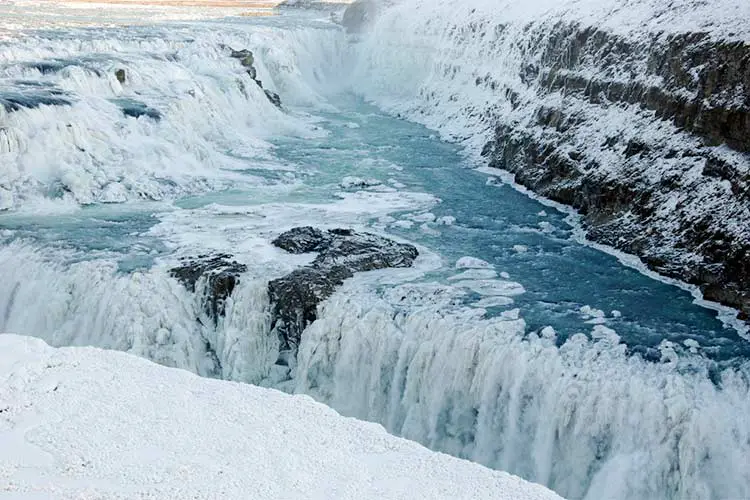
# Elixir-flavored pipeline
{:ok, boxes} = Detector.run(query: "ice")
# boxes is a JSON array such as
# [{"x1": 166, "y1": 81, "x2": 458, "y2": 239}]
[
  {"x1": 0, "y1": 242, "x2": 278, "y2": 384},
  {"x1": 391, "y1": 220, "x2": 414, "y2": 229},
  {"x1": 0, "y1": 4, "x2": 749, "y2": 500},
  {"x1": 540, "y1": 326, "x2": 556, "y2": 339},
  {"x1": 419, "y1": 222, "x2": 440, "y2": 236},
  {"x1": 456, "y1": 256, "x2": 493, "y2": 269},
  {"x1": 408, "y1": 211, "x2": 436, "y2": 222},
  {"x1": 474, "y1": 296, "x2": 515, "y2": 308},
  {"x1": 454, "y1": 279, "x2": 526, "y2": 297},
  {"x1": 501, "y1": 308, "x2": 521, "y2": 320},
  {"x1": 0, "y1": 14, "x2": 346, "y2": 213},
  {"x1": 579, "y1": 305, "x2": 606, "y2": 319},
  {"x1": 448, "y1": 269, "x2": 498, "y2": 281}
]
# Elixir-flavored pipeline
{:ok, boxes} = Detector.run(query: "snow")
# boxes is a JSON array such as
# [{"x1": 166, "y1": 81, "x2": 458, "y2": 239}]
[
  {"x1": 0, "y1": 334, "x2": 561, "y2": 500},
  {"x1": 455, "y1": 256, "x2": 493, "y2": 269}
]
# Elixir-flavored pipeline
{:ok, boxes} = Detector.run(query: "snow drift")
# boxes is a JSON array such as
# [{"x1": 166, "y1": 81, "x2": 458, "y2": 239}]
[{"x1": 0, "y1": 334, "x2": 561, "y2": 500}]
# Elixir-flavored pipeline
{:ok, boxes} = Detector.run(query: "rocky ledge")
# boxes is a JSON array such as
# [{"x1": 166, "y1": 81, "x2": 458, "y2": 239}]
[
  {"x1": 269, "y1": 227, "x2": 418, "y2": 353},
  {"x1": 170, "y1": 254, "x2": 247, "y2": 324},
  {"x1": 477, "y1": 25, "x2": 750, "y2": 320},
  {"x1": 169, "y1": 228, "x2": 418, "y2": 356},
  {"x1": 227, "y1": 47, "x2": 282, "y2": 108}
]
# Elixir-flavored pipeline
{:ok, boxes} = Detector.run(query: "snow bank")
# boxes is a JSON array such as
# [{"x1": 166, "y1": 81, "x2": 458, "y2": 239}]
[{"x1": 0, "y1": 334, "x2": 561, "y2": 500}]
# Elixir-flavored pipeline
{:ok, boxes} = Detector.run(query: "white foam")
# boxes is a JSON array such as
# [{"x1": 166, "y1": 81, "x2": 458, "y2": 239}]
[{"x1": 294, "y1": 284, "x2": 750, "y2": 500}]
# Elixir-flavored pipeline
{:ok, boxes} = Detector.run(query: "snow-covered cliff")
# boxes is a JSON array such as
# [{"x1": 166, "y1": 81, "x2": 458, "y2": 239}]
[
  {"x1": 0, "y1": 334, "x2": 561, "y2": 500},
  {"x1": 352, "y1": 0, "x2": 750, "y2": 319}
]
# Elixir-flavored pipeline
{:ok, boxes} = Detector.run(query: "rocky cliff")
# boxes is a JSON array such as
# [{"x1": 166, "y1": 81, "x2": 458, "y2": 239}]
[
  {"x1": 353, "y1": 0, "x2": 750, "y2": 320},
  {"x1": 478, "y1": 25, "x2": 750, "y2": 319}
]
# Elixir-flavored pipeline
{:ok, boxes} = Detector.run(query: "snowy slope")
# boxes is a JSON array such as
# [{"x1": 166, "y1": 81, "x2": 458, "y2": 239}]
[{"x1": 0, "y1": 334, "x2": 562, "y2": 500}]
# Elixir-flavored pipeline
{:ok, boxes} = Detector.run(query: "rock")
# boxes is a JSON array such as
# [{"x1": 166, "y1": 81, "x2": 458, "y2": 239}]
[
  {"x1": 339, "y1": 176, "x2": 382, "y2": 189},
  {"x1": 115, "y1": 68, "x2": 126, "y2": 84},
  {"x1": 264, "y1": 89, "x2": 282, "y2": 108},
  {"x1": 272, "y1": 226, "x2": 329, "y2": 253},
  {"x1": 477, "y1": 23, "x2": 750, "y2": 321},
  {"x1": 268, "y1": 265, "x2": 354, "y2": 356},
  {"x1": 230, "y1": 49, "x2": 255, "y2": 68},
  {"x1": 269, "y1": 227, "x2": 418, "y2": 351},
  {"x1": 227, "y1": 46, "x2": 282, "y2": 108},
  {"x1": 170, "y1": 254, "x2": 248, "y2": 323}
]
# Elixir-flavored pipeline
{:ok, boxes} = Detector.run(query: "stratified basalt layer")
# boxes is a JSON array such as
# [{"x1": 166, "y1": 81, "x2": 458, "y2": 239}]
[{"x1": 480, "y1": 25, "x2": 750, "y2": 319}]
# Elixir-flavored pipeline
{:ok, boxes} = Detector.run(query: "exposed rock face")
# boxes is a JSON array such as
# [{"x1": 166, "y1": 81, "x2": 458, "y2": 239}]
[
  {"x1": 170, "y1": 254, "x2": 248, "y2": 323},
  {"x1": 479, "y1": 25, "x2": 750, "y2": 320},
  {"x1": 114, "y1": 68, "x2": 126, "y2": 84},
  {"x1": 228, "y1": 48, "x2": 282, "y2": 108},
  {"x1": 269, "y1": 227, "x2": 419, "y2": 352}
]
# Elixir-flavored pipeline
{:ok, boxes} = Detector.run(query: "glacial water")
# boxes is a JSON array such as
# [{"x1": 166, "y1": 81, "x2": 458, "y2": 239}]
[{"x1": 1, "y1": 7, "x2": 749, "y2": 500}]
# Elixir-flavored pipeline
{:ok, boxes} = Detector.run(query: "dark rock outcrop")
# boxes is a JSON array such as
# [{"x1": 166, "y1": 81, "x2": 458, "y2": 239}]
[
  {"x1": 268, "y1": 227, "x2": 418, "y2": 352},
  {"x1": 170, "y1": 254, "x2": 248, "y2": 323},
  {"x1": 115, "y1": 68, "x2": 126, "y2": 84},
  {"x1": 228, "y1": 47, "x2": 282, "y2": 108},
  {"x1": 478, "y1": 24, "x2": 750, "y2": 321}
]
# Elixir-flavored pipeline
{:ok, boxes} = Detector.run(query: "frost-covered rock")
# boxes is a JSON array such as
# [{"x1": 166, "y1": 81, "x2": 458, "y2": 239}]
[
  {"x1": 170, "y1": 254, "x2": 248, "y2": 322},
  {"x1": 269, "y1": 227, "x2": 418, "y2": 352},
  {"x1": 361, "y1": 0, "x2": 750, "y2": 320},
  {"x1": 228, "y1": 47, "x2": 282, "y2": 108}
]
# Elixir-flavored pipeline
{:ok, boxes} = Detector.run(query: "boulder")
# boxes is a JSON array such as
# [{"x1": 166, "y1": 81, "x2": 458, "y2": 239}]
[
  {"x1": 230, "y1": 49, "x2": 255, "y2": 70},
  {"x1": 269, "y1": 227, "x2": 418, "y2": 351},
  {"x1": 170, "y1": 254, "x2": 248, "y2": 323},
  {"x1": 227, "y1": 46, "x2": 282, "y2": 108}
]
